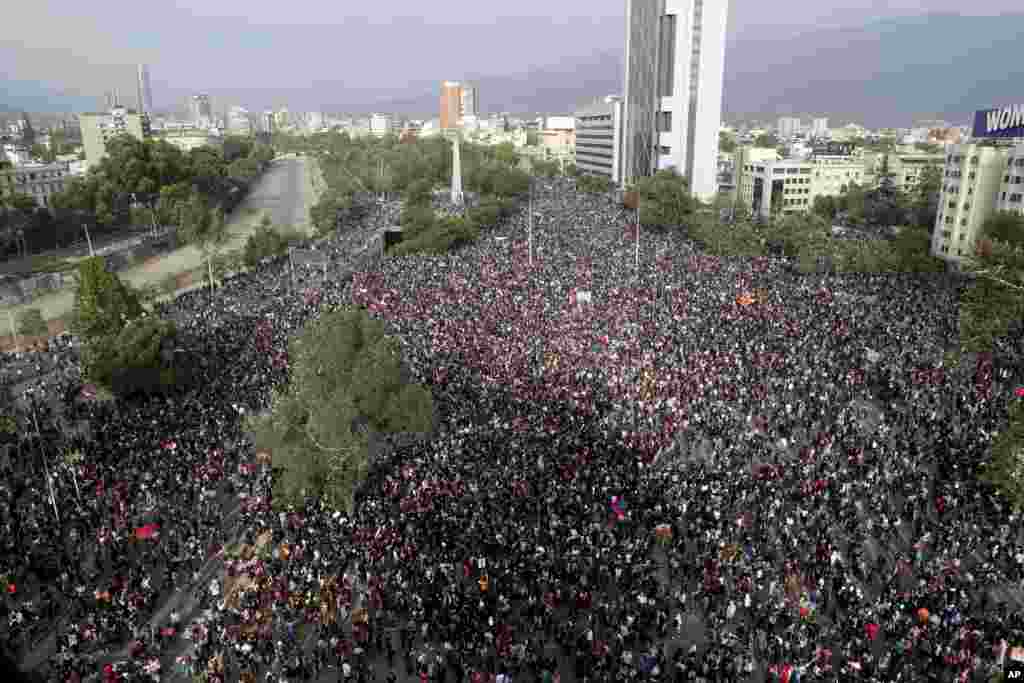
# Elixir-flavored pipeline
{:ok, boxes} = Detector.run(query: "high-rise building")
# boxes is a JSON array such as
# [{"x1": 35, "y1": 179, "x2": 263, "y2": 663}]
[
  {"x1": 574, "y1": 95, "x2": 625, "y2": 185},
  {"x1": 80, "y1": 107, "x2": 151, "y2": 169},
  {"x1": 136, "y1": 65, "x2": 154, "y2": 115},
  {"x1": 932, "y1": 143, "x2": 1015, "y2": 264},
  {"x1": 189, "y1": 94, "x2": 213, "y2": 125},
  {"x1": 811, "y1": 117, "x2": 829, "y2": 139},
  {"x1": 460, "y1": 84, "x2": 479, "y2": 119},
  {"x1": 777, "y1": 117, "x2": 802, "y2": 139},
  {"x1": 440, "y1": 82, "x2": 462, "y2": 131},
  {"x1": 623, "y1": 0, "x2": 730, "y2": 201}
]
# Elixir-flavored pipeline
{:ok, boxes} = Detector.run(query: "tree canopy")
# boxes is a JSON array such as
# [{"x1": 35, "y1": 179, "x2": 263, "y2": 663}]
[
  {"x1": 631, "y1": 169, "x2": 698, "y2": 230},
  {"x1": 246, "y1": 308, "x2": 434, "y2": 512}
]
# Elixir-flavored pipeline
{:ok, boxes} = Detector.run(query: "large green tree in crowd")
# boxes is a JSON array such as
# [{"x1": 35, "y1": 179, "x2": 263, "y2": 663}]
[{"x1": 246, "y1": 308, "x2": 434, "y2": 512}]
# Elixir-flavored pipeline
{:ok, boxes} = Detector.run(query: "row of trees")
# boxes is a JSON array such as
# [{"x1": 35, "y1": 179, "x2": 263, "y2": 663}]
[
  {"x1": 302, "y1": 131, "x2": 531, "y2": 252},
  {"x1": 0, "y1": 134, "x2": 274, "y2": 261}
]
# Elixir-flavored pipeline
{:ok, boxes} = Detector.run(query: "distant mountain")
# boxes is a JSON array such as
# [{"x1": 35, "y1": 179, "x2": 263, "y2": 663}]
[
  {"x1": 0, "y1": 80, "x2": 97, "y2": 114},
  {"x1": 722, "y1": 13, "x2": 1024, "y2": 128}
]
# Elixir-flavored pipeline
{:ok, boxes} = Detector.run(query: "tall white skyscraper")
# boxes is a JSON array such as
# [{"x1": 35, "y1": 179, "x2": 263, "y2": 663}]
[
  {"x1": 811, "y1": 117, "x2": 829, "y2": 138},
  {"x1": 777, "y1": 117, "x2": 802, "y2": 139},
  {"x1": 136, "y1": 65, "x2": 154, "y2": 115},
  {"x1": 623, "y1": 0, "x2": 729, "y2": 201}
]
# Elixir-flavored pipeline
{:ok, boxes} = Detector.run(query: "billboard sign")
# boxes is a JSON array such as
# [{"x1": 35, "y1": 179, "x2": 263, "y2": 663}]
[{"x1": 973, "y1": 105, "x2": 1024, "y2": 139}]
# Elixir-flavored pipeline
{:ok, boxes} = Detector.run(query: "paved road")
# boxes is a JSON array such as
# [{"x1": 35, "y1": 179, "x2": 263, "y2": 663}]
[
  {"x1": 1, "y1": 157, "x2": 319, "y2": 325},
  {"x1": 245, "y1": 157, "x2": 317, "y2": 233}
]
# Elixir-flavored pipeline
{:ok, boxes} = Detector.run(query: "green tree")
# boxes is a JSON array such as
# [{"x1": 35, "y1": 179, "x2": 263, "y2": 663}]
[
  {"x1": 84, "y1": 316, "x2": 180, "y2": 396},
  {"x1": 577, "y1": 174, "x2": 613, "y2": 194},
  {"x1": 981, "y1": 399, "x2": 1024, "y2": 513},
  {"x1": 525, "y1": 131, "x2": 539, "y2": 147},
  {"x1": 982, "y1": 211, "x2": 1024, "y2": 251},
  {"x1": 18, "y1": 308, "x2": 48, "y2": 337},
  {"x1": 958, "y1": 238, "x2": 1024, "y2": 354},
  {"x1": 72, "y1": 256, "x2": 144, "y2": 342},
  {"x1": 400, "y1": 204, "x2": 437, "y2": 240},
  {"x1": 719, "y1": 132, "x2": 737, "y2": 153},
  {"x1": 631, "y1": 169, "x2": 697, "y2": 229},
  {"x1": 494, "y1": 142, "x2": 520, "y2": 168},
  {"x1": 889, "y1": 226, "x2": 944, "y2": 273},
  {"x1": 403, "y1": 179, "x2": 433, "y2": 207},
  {"x1": 907, "y1": 163, "x2": 942, "y2": 230},
  {"x1": 310, "y1": 191, "x2": 354, "y2": 236},
  {"x1": 30, "y1": 143, "x2": 56, "y2": 163},
  {"x1": 245, "y1": 308, "x2": 433, "y2": 512}
]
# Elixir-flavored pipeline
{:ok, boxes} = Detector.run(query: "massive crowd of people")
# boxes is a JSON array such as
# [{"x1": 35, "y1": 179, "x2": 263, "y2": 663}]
[{"x1": 2, "y1": 176, "x2": 1024, "y2": 683}]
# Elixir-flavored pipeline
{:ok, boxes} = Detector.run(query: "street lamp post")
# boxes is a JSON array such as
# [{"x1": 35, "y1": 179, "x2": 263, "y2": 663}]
[{"x1": 82, "y1": 221, "x2": 94, "y2": 257}]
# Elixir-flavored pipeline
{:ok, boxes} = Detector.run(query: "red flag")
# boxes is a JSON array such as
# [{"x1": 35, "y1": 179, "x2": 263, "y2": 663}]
[
  {"x1": 865, "y1": 623, "x2": 880, "y2": 641},
  {"x1": 135, "y1": 524, "x2": 159, "y2": 540}
]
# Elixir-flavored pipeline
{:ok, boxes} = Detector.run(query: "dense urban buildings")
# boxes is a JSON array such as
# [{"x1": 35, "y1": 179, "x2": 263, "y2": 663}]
[
  {"x1": 79, "y1": 106, "x2": 151, "y2": 169},
  {"x1": 623, "y1": 0, "x2": 730, "y2": 202},
  {"x1": 0, "y1": 162, "x2": 71, "y2": 207},
  {"x1": 574, "y1": 96, "x2": 625, "y2": 184},
  {"x1": 136, "y1": 64, "x2": 154, "y2": 115}
]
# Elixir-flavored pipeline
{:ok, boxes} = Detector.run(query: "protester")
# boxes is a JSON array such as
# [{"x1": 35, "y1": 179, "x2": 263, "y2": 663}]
[{"x1": 1, "y1": 176, "x2": 1022, "y2": 683}]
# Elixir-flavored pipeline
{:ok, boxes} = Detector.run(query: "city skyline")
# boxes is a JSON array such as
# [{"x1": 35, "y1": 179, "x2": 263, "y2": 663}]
[{"x1": 1, "y1": 2, "x2": 1022, "y2": 125}]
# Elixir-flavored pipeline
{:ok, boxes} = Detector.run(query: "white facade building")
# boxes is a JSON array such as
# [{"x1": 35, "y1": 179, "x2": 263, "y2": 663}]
[
  {"x1": 811, "y1": 118, "x2": 829, "y2": 139},
  {"x1": 777, "y1": 117, "x2": 802, "y2": 140},
  {"x1": 932, "y1": 143, "x2": 1012, "y2": 264},
  {"x1": 996, "y1": 143, "x2": 1024, "y2": 217},
  {"x1": 574, "y1": 96, "x2": 624, "y2": 185},
  {"x1": 623, "y1": 0, "x2": 730, "y2": 201},
  {"x1": 369, "y1": 113, "x2": 393, "y2": 137}
]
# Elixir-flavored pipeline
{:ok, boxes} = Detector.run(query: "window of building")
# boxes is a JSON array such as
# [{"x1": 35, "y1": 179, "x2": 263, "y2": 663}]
[
  {"x1": 1012, "y1": 193, "x2": 1024, "y2": 203},
  {"x1": 959, "y1": 233, "x2": 965, "y2": 241},
  {"x1": 1006, "y1": 175, "x2": 1012, "y2": 183},
  {"x1": 942, "y1": 230, "x2": 951, "y2": 239},
  {"x1": 658, "y1": 15, "x2": 677, "y2": 97},
  {"x1": 773, "y1": 169, "x2": 785, "y2": 175},
  {"x1": 657, "y1": 111, "x2": 673, "y2": 133},
  {"x1": 1004, "y1": 192, "x2": 1009, "y2": 201},
  {"x1": 941, "y1": 246, "x2": 949, "y2": 253},
  {"x1": 961, "y1": 219, "x2": 968, "y2": 226},
  {"x1": 659, "y1": 146, "x2": 671, "y2": 155}
]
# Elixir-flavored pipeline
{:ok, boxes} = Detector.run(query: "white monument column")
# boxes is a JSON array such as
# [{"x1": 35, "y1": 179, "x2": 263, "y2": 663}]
[{"x1": 451, "y1": 132, "x2": 464, "y2": 206}]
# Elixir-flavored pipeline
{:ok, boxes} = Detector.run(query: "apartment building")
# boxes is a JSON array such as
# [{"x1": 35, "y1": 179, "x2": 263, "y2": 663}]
[
  {"x1": 996, "y1": 143, "x2": 1024, "y2": 217},
  {"x1": 156, "y1": 127, "x2": 223, "y2": 153},
  {"x1": 862, "y1": 151, "x2": 945, "y2": 192},
  {"x1": 574, "y1": 96, "x2": 624, "y2": 184},
  {"x1": 0, "y1": 162, "x2": 72, "y2": 207},
  {"x1": 80, "y1": 107, "x2": 151, "y2": 169},
  {"x1": 931, "y1": 143, "x2": 1010, "y2": 262}
]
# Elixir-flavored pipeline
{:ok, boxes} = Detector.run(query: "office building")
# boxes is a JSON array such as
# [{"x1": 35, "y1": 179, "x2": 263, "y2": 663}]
[
  {"x1": 932, "y1": 143, "x2": 1011, "y2": 263},
  {"x1": 739, "y1": 153, "x2": 866, "y2": 219},
  {"x1": 440, "y1": 82, "x2": 462, "y2": 131},
  {"x1": 863, "y1": 151, "x2": 944, "y2": 192},
  {"x1": 80, "y1": 107, "x2": 151, "y2": 169},
  {"x1": 811, "y1": 118, "x2": 829, "y2": 139},
  {"x1": 189, "y1": 94, "x2": 213, "y2": 126},
  {"x1": 0, "y1": 162, "x2": 72, "y2": 207},
  {"x1": 227, "y1": 106, "x2": 252, "y2": 135},
  {"x1": 574, "y1": 96, "x2": 625, "y2": 184},
  {"x1": 623, "y1": 0, "x2": 730, "y2": 201},
  {"x1": 729, "y1": 145, "x2": 779, "y2": 209},
  {"x1": 460, "y1": 84, "x2": 479, "y2": 119},
  {"x1": 369, "y1": 113, "x2": 393, "y2": 137},
  {"x1": 777, "y1": 117, "x2": 802, "y2": 140},
  {"x1": 136, "y1": 65, "x2": 154, "y2": 115},
  {"x1": 156, "y1": 126, "x2": 222, "y2": 153}
]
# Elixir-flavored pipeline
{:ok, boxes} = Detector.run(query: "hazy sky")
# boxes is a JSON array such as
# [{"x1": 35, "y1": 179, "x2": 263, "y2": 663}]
[{"x1": 1, "y1": 1, "x2": 1020, "y2": 112}]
